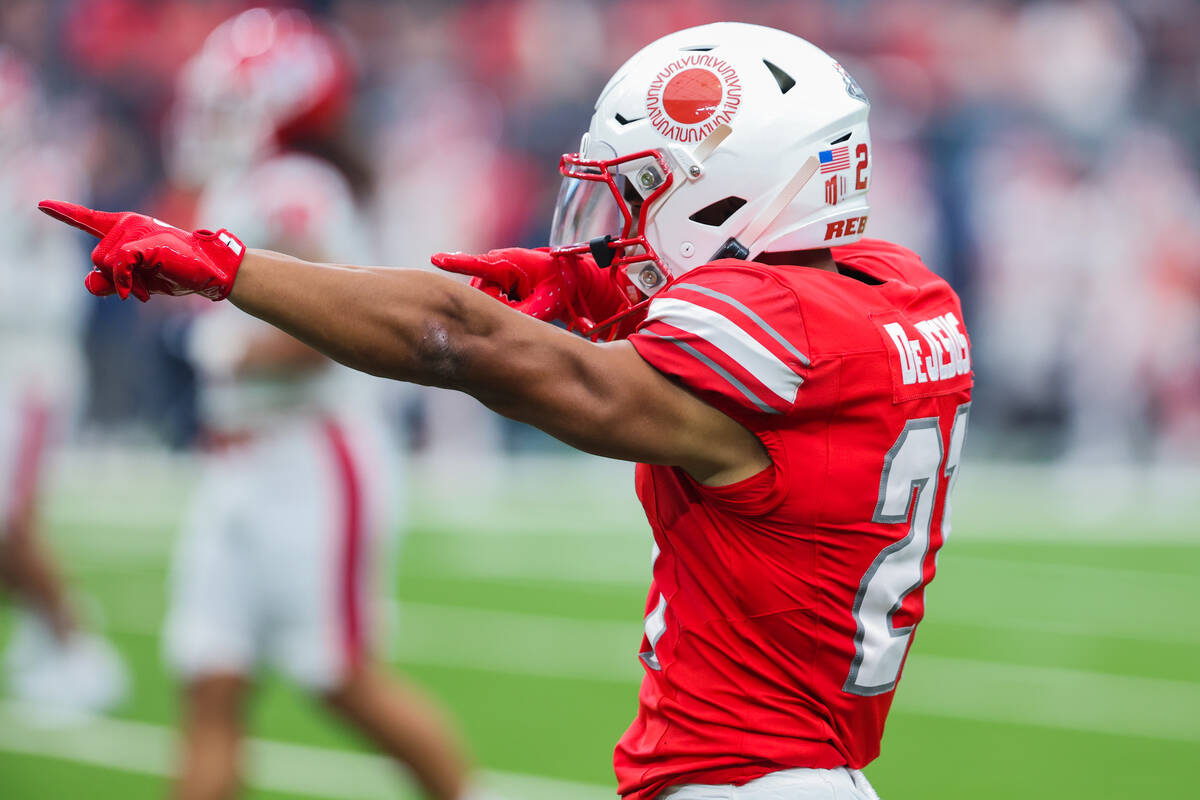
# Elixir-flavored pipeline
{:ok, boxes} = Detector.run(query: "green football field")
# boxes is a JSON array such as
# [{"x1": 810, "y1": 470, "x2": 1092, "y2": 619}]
[{"x1": 1, "y1": 454, "x2": 1197, "y2": 799}]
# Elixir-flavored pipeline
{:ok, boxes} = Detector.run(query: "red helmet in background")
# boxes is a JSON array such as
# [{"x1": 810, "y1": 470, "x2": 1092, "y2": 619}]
[{"x1": 165, "y1": 7, "x2": 354, "y2": 188}]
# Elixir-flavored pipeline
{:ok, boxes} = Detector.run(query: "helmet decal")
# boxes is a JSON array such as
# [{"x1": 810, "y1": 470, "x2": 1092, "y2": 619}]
[
  {"x1": 646, "y1": 55, "x2": 741, "y2": 143},
  {"x1": 833, "y1": 61, "x2": 868, "y2": 104},
  {"x1": 662, "y1": 69, "x2": 721, "y2": 124}
]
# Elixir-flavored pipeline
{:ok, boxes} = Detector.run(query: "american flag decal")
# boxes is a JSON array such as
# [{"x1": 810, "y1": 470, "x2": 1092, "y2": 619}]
[
  {"x1": 819, "y1": 146, "x2": 851, "y2": 173},
  {"x1": 825, "y1": 174, "x2": 848, "y2": 205}
]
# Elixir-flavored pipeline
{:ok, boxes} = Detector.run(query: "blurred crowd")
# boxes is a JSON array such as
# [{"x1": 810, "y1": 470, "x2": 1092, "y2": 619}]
[{"x1": 1, "y1": 0, "x2": 1198, "y2": 462}]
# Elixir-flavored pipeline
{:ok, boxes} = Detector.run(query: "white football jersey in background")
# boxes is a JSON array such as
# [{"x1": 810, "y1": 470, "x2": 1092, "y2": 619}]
[
  {"x1": 188, "y1": 152, "x2": 381, "y2": 435},
  {"x1": 165, "y1": 152, "x2": 403, "y2": 686},
  {"x1": 0, "y1": 138, "x2": 89, "y2": 527}
]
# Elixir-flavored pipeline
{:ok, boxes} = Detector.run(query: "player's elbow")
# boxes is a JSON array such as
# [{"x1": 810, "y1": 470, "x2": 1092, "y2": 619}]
[
  {"x1": 413, "y1": 317, "x2": 467, "y2": 386},
  {"x1": 409, "y1": 291, "x2": 489, "y2": 389}
]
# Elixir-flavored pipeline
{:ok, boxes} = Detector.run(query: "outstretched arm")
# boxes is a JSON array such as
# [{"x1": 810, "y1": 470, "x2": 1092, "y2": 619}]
[
  {"x1": 232, "y1": 249, "x2": 765, "y2": 484},
  {"x1": 34, "y1": 200, "x2": 767, "y2": 485}
]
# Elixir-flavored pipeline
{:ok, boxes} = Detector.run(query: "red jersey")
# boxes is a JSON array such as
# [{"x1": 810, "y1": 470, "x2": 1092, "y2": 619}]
[{"x1": 617, "y1": 239, "x2": 973, "y2": 799}]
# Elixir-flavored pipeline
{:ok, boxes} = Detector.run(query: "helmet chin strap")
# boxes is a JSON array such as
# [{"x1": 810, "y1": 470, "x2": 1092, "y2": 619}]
[{"x1": 710, "y1": 155, "x2": 821, "y2": 261}]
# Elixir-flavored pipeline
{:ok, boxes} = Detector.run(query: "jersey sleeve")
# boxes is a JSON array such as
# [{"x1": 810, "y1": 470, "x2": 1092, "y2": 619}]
[{"x1": 628, "y1": 264, "x2": 811, "y2": 421}]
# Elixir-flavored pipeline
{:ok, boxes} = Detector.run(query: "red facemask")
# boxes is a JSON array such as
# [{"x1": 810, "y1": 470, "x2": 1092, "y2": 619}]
[{"x1": 549, "y1": 148, "x2": 676, "y2": 339}]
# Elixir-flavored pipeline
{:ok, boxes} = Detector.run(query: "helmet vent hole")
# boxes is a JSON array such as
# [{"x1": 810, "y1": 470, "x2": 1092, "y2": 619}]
[
  {"x1": 829, "y1": 132, "x2": 852, "y2": 145},
  {"x1": 689, "y1": 196, "x2": 747, "y2": 227},
  {"x1": 680, "y1": 45, "x2": 715, "y2": 52},
  {"x1": 762, "y1": 59, "x2": 796, "y2": 94},
  {"x1": 614, "y1": 112, "x2": 645, "y2": 126}
]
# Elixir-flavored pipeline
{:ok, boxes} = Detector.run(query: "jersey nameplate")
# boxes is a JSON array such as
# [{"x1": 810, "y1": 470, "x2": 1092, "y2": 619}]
[{"x1": 872, "y1": 310, "x2": 972, "y2": 402}]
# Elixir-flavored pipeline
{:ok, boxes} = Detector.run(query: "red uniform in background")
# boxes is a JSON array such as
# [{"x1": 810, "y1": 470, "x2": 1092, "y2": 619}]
[{"x1": 617, "y1": 239, "x2": 973, "y2": 800}]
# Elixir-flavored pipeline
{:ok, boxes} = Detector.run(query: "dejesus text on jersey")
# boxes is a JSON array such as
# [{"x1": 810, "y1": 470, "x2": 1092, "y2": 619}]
[{"x1": 876, "y1": 311, "x2": 972, "y2": 402}]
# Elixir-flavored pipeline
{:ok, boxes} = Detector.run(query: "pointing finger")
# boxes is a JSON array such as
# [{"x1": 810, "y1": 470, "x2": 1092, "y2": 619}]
[
  {"x1": 37, "y1": 200, "x2": 123, "y2": 238},
  {"x1": 431, "y1": 252, "x2": 512, "y2": 284}
]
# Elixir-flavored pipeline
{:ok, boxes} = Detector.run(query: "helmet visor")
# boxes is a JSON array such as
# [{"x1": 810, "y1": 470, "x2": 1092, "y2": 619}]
[{"x1": 549, "y1": 169, "x2": 628, "y2": 248}]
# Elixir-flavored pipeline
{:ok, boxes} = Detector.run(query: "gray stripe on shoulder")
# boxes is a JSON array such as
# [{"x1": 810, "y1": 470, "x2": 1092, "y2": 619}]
[
  {"x1": 636, "y1": 329, "x2": 781, "y2": 415},
  {"x1": 672, "y1": 282, "x2": 811, "y2": 366}
]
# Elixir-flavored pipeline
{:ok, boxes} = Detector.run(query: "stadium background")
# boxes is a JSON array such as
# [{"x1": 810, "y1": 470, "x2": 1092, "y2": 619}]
[{"x1": 1, "y1": 0, "x2": 1197, "y2": 797}]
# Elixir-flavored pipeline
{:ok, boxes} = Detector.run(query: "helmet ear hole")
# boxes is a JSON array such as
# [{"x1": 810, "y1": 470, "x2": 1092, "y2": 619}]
[{"x1": 689, "y1": 196, "x2": 747, "y2": 226}]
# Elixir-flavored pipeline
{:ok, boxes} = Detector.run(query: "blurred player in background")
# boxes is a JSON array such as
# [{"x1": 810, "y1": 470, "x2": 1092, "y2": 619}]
[
  {"x1": 158, "y1": 10, "x2": 475, "y2": 800},
  {"x1": 42, "y1": 21, "x2": 972, "y2": 800},
  {"x1": 0, "y1": 46, "x2": 128, "y2": 718}
]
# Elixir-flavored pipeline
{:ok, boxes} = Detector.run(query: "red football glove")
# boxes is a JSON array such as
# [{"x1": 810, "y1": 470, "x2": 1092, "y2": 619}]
[
  {"x1": 431, "y1": 247, "x2": 633, "y2": 337},
  {"x1": 37, "y1": 200, "x2": 245, "y2": 302}
]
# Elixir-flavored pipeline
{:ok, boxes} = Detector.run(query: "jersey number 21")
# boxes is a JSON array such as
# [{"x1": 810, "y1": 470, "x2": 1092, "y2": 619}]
[{"x1": 844, "y1": 403, "x2": 970, "y2": 696}]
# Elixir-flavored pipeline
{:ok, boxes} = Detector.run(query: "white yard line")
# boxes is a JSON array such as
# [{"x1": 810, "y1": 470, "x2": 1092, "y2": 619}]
[
  {"x1": 897, "y1": 654, "x2": 1200, "y2": 744},
  {"x1": 924, "y1": 609, "x2": 1199, "y2": 646},
  {"x1": 942, "y1": 554, "x2": 1200, "y2": 586},
  {"x1": 925, "y1": 555, "x2": 1200, "y2": 645},
  {"x1": 0, "y1": 702, "x2": 615, "y2": 800}
]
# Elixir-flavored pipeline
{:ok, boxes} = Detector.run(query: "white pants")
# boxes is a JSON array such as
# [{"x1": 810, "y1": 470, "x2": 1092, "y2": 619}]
[
  {"x1": 659, "y1": 768, "x2": 881, "y2": 800},
  {"x1": 163, "y1": 415, "x2": 399, "y2": 691}
]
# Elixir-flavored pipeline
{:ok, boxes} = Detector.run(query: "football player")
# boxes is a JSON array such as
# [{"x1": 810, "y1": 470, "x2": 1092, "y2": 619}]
[
  {"x1": 42, "y1": 22, "x2": 971, "y2": 800},
  {"x1": 0, "y1": 46, "x2": 127, "y2": 717},
  {"x1": 155, "y1": 10, "x2": 475, "y2": 800}
]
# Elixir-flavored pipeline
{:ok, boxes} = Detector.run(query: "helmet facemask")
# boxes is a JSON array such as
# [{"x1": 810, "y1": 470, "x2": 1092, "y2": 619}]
[
  {"x1": 548, "y1": 137, "x2": 824, "y2": 341},
  {"x1": 549, "y1": 148, "x2": 681, "y2": 339}
]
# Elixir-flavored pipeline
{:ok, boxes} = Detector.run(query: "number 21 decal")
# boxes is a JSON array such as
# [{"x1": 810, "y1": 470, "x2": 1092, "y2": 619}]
[{"x1": 844, "y1": 403, "x2": 969, "y2": 696}]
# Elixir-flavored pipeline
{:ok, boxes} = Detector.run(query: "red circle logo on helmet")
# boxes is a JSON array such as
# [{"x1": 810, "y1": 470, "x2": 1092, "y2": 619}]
[
  {"x1": 662, "y1": 69, "x2": 722, "y2": 124},
  {"x1": 646, "y1": 55, "x2": 741, "y2": 143}
]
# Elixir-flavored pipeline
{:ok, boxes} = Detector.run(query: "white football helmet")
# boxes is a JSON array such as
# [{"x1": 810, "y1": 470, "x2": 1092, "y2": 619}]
[
  {"x1": 165, "y1": 7, "x2": 353, "y2": 188},
  {"x1": 550, "y1": 22, "x2": 871, "y2": 336}
]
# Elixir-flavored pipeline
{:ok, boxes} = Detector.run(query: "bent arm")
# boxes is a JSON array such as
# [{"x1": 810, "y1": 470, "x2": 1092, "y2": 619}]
[
  {"x1": 236, "y1": 328, "x2": 327, "y2": 377},
  {"x1": 230, "y1": 249, "x2": 767, "y2": 484}
]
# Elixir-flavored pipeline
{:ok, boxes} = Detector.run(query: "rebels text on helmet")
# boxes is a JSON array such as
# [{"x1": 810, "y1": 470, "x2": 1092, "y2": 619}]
[{"x1": 646, "y1": 55, "x2": 742, "y2": 143}]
